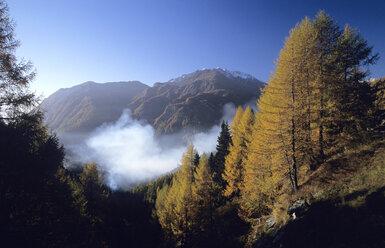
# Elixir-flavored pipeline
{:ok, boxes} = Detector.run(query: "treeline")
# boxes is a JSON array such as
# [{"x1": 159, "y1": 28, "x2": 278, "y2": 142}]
[{"x1": 153, "y1": 11, "x2": 383, "y2": 247}]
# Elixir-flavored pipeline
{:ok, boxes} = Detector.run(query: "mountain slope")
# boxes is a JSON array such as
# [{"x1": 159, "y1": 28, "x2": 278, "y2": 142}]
[
  {"x1": 250, "y1": 139, "x2": 385, "y2": 248},
  {"x1": 41, "y1": 68, "x2": 265, "y2": 138},
  {"x1": 128, "y1": 68, "x2": 265, "y2": 134},
  {"x1": 41, "y1": 81, "x2": 149, "y2": 133}
]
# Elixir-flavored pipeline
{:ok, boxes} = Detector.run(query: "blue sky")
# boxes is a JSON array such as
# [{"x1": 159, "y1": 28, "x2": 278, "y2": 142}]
[{"x1": 8, "y1": 0, "x2": 385, "y2": 97}]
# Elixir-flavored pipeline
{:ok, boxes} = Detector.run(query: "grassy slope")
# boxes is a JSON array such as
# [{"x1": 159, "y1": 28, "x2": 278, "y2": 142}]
[{"x1": 250, "y1": 138, "x2": 385, "y2": 248}]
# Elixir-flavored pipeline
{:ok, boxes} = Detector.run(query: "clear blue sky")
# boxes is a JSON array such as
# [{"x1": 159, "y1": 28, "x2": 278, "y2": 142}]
[{"x1": 8, "y1": 0, "x2": 385, "y2": 97}]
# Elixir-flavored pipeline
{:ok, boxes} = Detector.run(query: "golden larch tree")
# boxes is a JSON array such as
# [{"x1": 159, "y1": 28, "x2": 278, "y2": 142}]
[
  {"x1": 191, "y1": 153, "x2": 221, "y2": 233},
  {"x1": 223, "y1": 106, "x2": 254, "y2": 199}
]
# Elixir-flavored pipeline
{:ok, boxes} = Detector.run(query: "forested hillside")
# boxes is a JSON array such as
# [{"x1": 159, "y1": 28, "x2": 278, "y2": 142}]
[{"x1": 150, "y1": 11, "x2": 385, "y2": 248}]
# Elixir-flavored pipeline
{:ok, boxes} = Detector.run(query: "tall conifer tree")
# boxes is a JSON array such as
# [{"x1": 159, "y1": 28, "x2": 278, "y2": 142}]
[
  {"x1": 213, "y1": 121, "x2": 232, "y2": 188},
  {"x1": 223, "y1": 107, "x2": 254, "y2": 199},
  {"x1": 192, "y1": 153, "x2": 221, "y2": 234},
  {"x1": 0, "y1": 2, "x2": 35, "y2": 121},
  {"x1": 156, "y1": 145, "x2": 197, "y2": 247}
]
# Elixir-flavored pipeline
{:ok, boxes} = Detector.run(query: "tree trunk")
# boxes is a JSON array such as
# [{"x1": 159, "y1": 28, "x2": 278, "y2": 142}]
[
  {"x1": 319, "y1": 55, "x2": 325, "y2": 161},
  {"x1": 290, "y1": 58, "x2": 298, "y2": 191}
]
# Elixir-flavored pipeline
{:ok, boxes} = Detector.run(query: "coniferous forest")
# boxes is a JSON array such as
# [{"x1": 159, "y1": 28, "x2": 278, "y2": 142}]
[{"x1": 1, "y1": 1, "x2": 385, "y2": 247}]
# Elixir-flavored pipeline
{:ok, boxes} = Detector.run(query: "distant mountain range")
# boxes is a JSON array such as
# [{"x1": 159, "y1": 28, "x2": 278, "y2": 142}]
[{"x1": 41, "y1": 68, "x2": 265, "y2": 139}]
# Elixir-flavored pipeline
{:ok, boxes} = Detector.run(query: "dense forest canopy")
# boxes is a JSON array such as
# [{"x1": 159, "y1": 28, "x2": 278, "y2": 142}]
[{"x1": 1, "y1": 1, "x2": 385, "y2": 247}]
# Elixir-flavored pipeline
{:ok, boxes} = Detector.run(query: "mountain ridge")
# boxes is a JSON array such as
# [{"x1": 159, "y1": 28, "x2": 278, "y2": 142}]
[
  {"x1": 41, "y1": 68, "x2": 265, "y2": 140},
  {"x1": 41, "y1": 80, "x2": 149, "y2": 133}
]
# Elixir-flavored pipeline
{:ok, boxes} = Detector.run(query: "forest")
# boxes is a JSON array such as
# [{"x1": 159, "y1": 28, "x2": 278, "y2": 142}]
[{"x1": 1, "y1": 2, "x2": 385, "y2": 247}]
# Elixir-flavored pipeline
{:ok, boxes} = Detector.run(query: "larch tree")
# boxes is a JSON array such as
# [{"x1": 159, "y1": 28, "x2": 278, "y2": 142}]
[
  {"x1": 191, "y1": 153, "x2": 221, "y2": 234},
  {"x1": 239, "y1": 12, "x2": 378, "y2": 220},
  {"x1": 223, "y1": 106, "x2": 254, "y2": 199},
  {"x1": 240, "y1": 112, "x2": 276, "y2": 220},
  {"x1": 155, "y1": 184, "x2": 175, "y2": 240},
  {"x1": 328, "y1": 24, "x2": 378, "y2": 146},
  {"x1": 156, "y1": 145, "x2": 197, "y2": 247},
  {"x1": 311, "y1": 11, "x2": 342, "y2": 160},
  {"x1": 248, "y1": 17, "x2": 320, "y2": 193},
  {"x1": 230, "y1": 106, "x2": 244, "y2": 138}
]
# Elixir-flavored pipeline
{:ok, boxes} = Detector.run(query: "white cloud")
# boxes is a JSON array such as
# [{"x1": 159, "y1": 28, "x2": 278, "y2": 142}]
[{"x1": 70, "y1": 103, "x2": 238, "y2": 189}]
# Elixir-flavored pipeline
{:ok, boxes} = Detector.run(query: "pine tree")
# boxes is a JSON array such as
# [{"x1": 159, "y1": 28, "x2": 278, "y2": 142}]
[
  {"x1": 212, "y1": 121, "x2": 232, "y2": 188},
  {"x1": 193, "y1": 153, "x2": 200, "y2": 167},
  {"x1": 208, "y1": 152, "x2": 215, "y2": 172}
]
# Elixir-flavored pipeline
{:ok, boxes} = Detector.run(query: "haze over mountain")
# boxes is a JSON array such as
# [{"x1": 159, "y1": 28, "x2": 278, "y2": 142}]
[
  {"x1": 41, "y1": 81, "x2": 149, "y2": 134},
  {"x1": 42, "y1": 68, "x2": 265, "y2": 138}
]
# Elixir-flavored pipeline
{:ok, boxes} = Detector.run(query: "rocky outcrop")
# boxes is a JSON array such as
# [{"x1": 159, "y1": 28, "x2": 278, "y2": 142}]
[{"x1": 287, "y1": 199, "x2": 309, "y2": 219}]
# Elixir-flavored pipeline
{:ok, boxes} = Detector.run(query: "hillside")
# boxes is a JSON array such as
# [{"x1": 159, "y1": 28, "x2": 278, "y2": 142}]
[
  {"x1": 134, "y1": 137, "x2": 385, "y2": 248},
  {"x1": 146, "y1": 13, "x2": 384, "y2": 248},
  {"x1": 41, "y1": 81, "x2": 149, "y2": 133},
  {"x1": 41, "y1": 68, "x2": 265, "y2": 137},
  {"x1": 249, "y1": 139, "x2": 385, "y2": 248},
  {"x1": 128, "y1": 68, "x2": 265, "y2": 134}
]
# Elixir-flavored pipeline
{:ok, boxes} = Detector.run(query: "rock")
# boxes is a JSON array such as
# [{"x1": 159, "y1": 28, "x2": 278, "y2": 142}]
[
  {"x1": 287, "y1": 199, "x2": 308, "y2": 219},
  {"x1": 266, "y1": 216, "x2": 276, "y2": 229}
]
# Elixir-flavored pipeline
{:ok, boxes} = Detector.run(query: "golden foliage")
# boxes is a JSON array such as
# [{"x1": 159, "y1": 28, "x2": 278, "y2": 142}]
[{"x1": 223, "y1": 106, "x2": 255, "y2": 199}]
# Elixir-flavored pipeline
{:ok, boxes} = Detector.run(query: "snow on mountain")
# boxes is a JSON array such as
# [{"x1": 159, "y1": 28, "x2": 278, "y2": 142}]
[
  {"x1": 168, "y1": 68, "x2": 255, "y2": 83},
  {"x1": 213, "y1": 67, "x2": 255, "y2": 80}
]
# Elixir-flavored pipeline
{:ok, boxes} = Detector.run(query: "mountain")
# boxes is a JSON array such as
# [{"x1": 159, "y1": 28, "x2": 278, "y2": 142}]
[
  {"x1": 129, "y1": 68, "x2": 264, "y2": 134},
  {"x1": 41, "y1": 81, "x2": 149, "y2": 133},
  {"x1": 41, "y1": 68, "x2": 265, "y2": 138}
]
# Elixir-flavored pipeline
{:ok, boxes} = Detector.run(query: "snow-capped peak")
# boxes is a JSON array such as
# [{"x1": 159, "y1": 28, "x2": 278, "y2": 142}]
[
  {"x1": 213, "y1": 67, "x2": 255, "y2": 80},
  {"x1": 169, "y1": 73, "x2": 192, "y2": 83},
  {"x1": 168, "y1": 68, "x2": 255, "y2": 83}
]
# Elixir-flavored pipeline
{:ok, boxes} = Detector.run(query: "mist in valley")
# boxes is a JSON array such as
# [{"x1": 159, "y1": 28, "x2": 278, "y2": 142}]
[{"x1": 65, "y1": 103, "x2": 238, "y2": 189}]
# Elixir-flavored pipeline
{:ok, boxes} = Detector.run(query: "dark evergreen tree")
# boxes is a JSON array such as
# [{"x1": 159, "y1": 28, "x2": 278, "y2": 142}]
[
  {"x1": 213, "y1": 121, "x2": 232, "y2": 188},
  {"x1": 0, "y1": 2, "x2": 82, "y2": 246},
  {"x1": 208, "y1": 152, "x2": 215, "y2": 172},
  {"x1": 326, "y1": 24, "x2": 379, "y2": 147},
  {"x1": 193, "y1": 152, "x2": 200, "y2": 167},
  {"x1": 0, "y1": 1, "x2": 36, "y2": 121},
  {"x1": 0, "y1": 2, "x2": 165, "y2": 247},
  {"x1": 370, "y1": 77, "x2": 385, "y2": 131}
]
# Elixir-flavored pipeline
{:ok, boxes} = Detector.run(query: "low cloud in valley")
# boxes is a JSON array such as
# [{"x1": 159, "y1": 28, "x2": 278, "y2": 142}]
[{"x1": 70, "y1": 103, "x2": 238, "y2": 189}]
